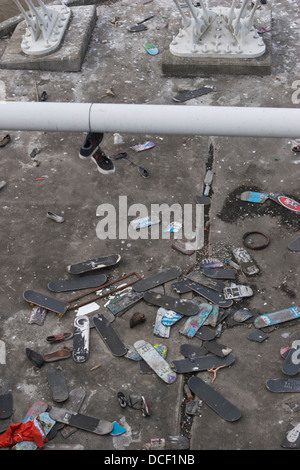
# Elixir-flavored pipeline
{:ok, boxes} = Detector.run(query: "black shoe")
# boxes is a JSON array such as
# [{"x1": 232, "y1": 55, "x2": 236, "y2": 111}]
[
  {"x1": 91, "y1": 149, "x2": 115, "y2": 175},
  {"x1": 79, "y1": 132, "x2": 104, "y2": 159},
  {"x1": 26, "y1": 348, "x2": 45, "y2": 368}
]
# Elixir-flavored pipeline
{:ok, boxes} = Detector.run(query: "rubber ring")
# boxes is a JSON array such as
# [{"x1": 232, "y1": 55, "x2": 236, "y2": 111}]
[{"x1": 242, "y1": 231, "x2": 270, "y2": 250}]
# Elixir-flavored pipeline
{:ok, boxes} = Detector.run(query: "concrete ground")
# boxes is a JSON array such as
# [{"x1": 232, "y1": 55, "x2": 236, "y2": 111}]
[{"x1": 0, "y1": 0, "x2": 299, "y2": 454}]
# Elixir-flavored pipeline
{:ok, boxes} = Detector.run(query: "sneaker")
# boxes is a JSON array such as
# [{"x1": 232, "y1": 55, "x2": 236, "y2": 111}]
[
  {"x1": 91, "y1": 148, "x2": 115, "y2": 175},
  {"x1": 79, "y1": 132, "x2": 103, "y2": 159}
]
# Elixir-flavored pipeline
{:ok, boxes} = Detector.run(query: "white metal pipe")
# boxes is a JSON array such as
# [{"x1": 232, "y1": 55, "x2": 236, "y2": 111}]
[{"x1": 0, "y1": 101, "x2": 299, "y2": 138}]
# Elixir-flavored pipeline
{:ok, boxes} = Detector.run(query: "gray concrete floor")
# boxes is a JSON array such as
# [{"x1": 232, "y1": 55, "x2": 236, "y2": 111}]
[{"x1": 0, "y1": 0, "x2": 299, "y2": 454}]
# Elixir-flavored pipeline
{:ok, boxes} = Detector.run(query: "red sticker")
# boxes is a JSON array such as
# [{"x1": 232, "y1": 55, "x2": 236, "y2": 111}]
[{"x1": 278, "y1": 196, "x2": 300, "y2": 212}]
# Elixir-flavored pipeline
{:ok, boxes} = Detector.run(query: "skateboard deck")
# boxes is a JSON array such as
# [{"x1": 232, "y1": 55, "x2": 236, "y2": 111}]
[
  {"x1": 23, "y1": 290, "x2": 69, "y2": 316},
  {"x1": 186, "y1": 270, "x2": 225, "y2": 292},
  {"x1": 200, "y1": 258, "x2": 223, "y2": 268},
  {"x1": 161, "y1": 310, "x2": 183, "y2": 327},
  {"x1": 188, "y1": 376, "x2": 241, "y2": 422},
  {"x1": 93, "y1": 313, "x2": 127, "y2": 356},
  {"x1": 143, "y1": 291, "x2": 199, "y2": 316},
  {"x1": 170, "y1": 353, "x2": 235, "y2": 374},
  {"x1": 153, "y1": 308, "x2": 171, "y2": 338},
  {"x1": 202, "y1": 268, "x2": 236, "y2": 280},
  {"x1": 204, "y1": 341, "x2": 232, "y2": 358},
  {"x1": 0, "y1": 392, "x2": 13, "y2": 420},
  {"x1": 282, "y1": 335, "x2": 300, "y2": 376},
  {"x1": 106, "y1": 290, "x2": 144, "y2": 315},
  {"x1": 281, "y1": 422, "x2": 300, "y2": 449},
  {"x1": 67, "y1": 254, "x2": 121, "y2": 275},
  {"x1": 173, "y1": 87, "x2": 215, "y2": 103},
  {"x1": 179, "y1": 303, "x2": 213, "y2": 338},
  {"x1": 254, "y1": 306, "x2": 300, "y2": 328},
  {"x1": 180, "y1": 344, "x2": 207, "y2": 358},
  {"x1": 133, "y1": 267, "x2": 182, "y2": 292},
  {"x1": 288, "y1": 236, "x2": 300, "y2": 252},
  {"x1": 144, "y1": 43, "x2": 158, "y2": 55},
  {"x1": 46, "y1": 367, "x2": 69, "y2": 403},
  {"x1": 240, "y1": 191, "x2": 300, "y2": 212},
  {"x1": 73, "y1": 316, "x2": 90, "y2": 363},
  {"x1": 183, "y1": 280, "x2": 233, "y2": 308},
  {"x1": 223, "y1": 285, "x2": 253, "y2": 300},
  {"x1": 47, "y1": 273, "x2": 107, "y2": 293},
  {"x1": 49, "y1": 407, "x2": 114, "y2": 435},
  {"x1": 59, "y1": 388, "x2": 86, "y2": 439},
  {"x1": 134, "y1": 340, "x2": 176, "y2": 384},
  {"x1": 266, "y1": 378, "x2": 300, "y2": 393},
  {"x1": 232, "y1": 247, "x2": 259, "y2": 275}
]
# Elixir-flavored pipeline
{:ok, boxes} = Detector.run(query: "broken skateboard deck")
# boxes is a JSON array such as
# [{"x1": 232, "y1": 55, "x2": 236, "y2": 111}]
[
  {"x1": 49, "y1": 387, "x2": 86, "y2": 439},
  {"x1": 179, "y1": 303, "x2": 213, "y2": 338},
  {"x1": 240, "y1": 191, "x2": 300, "y2": 213},
  {"x1": 106, "y1": 289, "x2": 144, "y2": 315},
  {"x1": 170, "y1": 353, "x2": 235, "y2": 374},
  {"x1": 188, "y1": 376, "x2": 241, "y2": 422},
  {"x1": 93, "y1": 313, "x2": 127, "y2": 357},
  {"x1": 172, "y1": 87, "x2": 215, "y2": 103},
  {"x1": 186, "y1": 270, "x2": 225, "y2": 292},
  {"x1": 46, "y1": 367, "x2": 69, "y2": 403},
  {"x1": 133, "y1": 267, "x2": 182, "y2": 292},
  {"x1": 49, "y1": 407, "x2": 114, "y2": 435},
  {"x1": 23, "y1": 290, "x2": 69, "y2": 316},
  {"x1": 282, "y1": 335, "x2": 300, "y2": 376},
  {"x1": 134, "y1": 340, "x2": 176, "y2": 384},
  {"x1": 67, "y1": 254, "x2": 121, "y2": 275},
  {"x1": 173, "y1": 280, "x2": 233, "y2": 308},
  {"x1": 288, "y1": 236, "x2": 300, "y2": 252},
  {"x1": 266, "y1": 378, "x2": 300, "y2": 393},
  {"x1": 281, "y1": 422, "x2": 300, "y2": 449},
  {"x1": 223, "y1": 285, "x2": 253, "y2": 300},
  {"x1": 73, "y1": 315, "x2": 90, "y2": 363},
  {"x1": 254, "y1": 306, "x2": 300, "y2": 328},
  {"x1": 47, "y1": 273, "x2": 107, "y2": 293},
  {"x1": 143, "y1": 291, "x2": 199, "y2": 316},
  {"x1": 232, "y1": 247, "x2": 259, "y2": 276}
]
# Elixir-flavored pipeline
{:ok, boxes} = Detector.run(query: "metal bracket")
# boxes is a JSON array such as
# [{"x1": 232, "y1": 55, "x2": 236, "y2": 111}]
[
  {"x1": 13, "y1": 0, "x2": 71, "y2": 56},
  {"x1": 170, "y1": 0, "x2": 266, "y2": 58}
]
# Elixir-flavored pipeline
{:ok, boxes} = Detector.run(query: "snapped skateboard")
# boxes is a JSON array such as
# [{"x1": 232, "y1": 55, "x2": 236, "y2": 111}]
[
  {"x1": 23, "y1": 290, "x2": 69, "y2": 316},
  {"x1": 143, "y1": 291, "x2": 199, "y2": 316},
  {"x1": 223, "y1": 285, "x2": 253, "y2": 300},
  {"x1": 204, "y1": 341, "x2": 232, "y2": 358},
  {"x1": 49, "y1": 407, "x2": 114, "y2": 435},
  {"x1": 186, "y1": 270, "x2": 225, "y2": 292},
  {"x1": 188, "y1": 376, "x2": 241, "y2": 422},
  {"x1": 67, "y1": 254, "x2": 121, "y2": 275},
  {"x1": 180, "y1": 280, "x2": 233, "y2": 308},
  {"x1": 240, "y1": 190, "x2": 300, "y2": 213},
  {"x1": 232, "y1": 247, "x2": 259, "y2": 276},
  {"x1": 153, "y1": 308, "x2": 171, "y2": 338},
  {"x1": 170, "y1": 353, "x2": 235, "y2": 374},
  {"x1": 266, "y1": 378, "x2": 300, "y2": 393},
  {"x1": 179, "y1": 303, "x2": 213, "y2": 338},
  {"x1": 47, "y1": 273, "x2": 107, "y2": 293},
  {"x1": 106, "y1": 289, "x2": 144, "y2": 315},
  {"x1": 161, "y1": 310, "x2": 183, "y2": 327},
  {"x1": 254, "y1": 306, "x2": 300, "y2": 328},
  {"x1": 281, "y1": 422, "x2": 300, "y2": 449},
  {"x1": 172, "y1": 87, "x2": 215, "y2": 103},
  {"x1": 180, "y1": 343, "x2": 207, "y2": 358},
  {"x1": 134, "y1": 340, "x2": 176, "y2": 384},
  {"x1": 46, "y1": 367, "x2": 69, "y2": 403},
  {"x1": 133, "y1": 267, "x2": 182, "y2": 292},
  {"x1": 93, "y1": 313, "x2": 127, "y2": 357},
  {"x1": 73, "y1": 316, "x2": 90, "y2": 363},
  {"x1": 282, "y1": 335, "x2": 300, "y2": 376},
  {"x1": 288, "y1": 236, "x2": 300, "y2": 252}
]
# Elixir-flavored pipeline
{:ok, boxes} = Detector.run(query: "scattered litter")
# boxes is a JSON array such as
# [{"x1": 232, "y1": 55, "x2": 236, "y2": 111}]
[
  {"x1": 164, "y1": 221, "x2": 182, "y2": 233},
  {"x1": 28, "y1": 306, "x2": 47, "y2": 326},
  {"x1": 200, "y1": 258, "x2": 223, "y2": 268},
  {"x1": 128, "y1": 24, "x2": 147, "y2": 32},
  {"x1": 130, "y1": 215, "x2": 160, "y2": 230},
  {"x1": 232, "y1": 247, "x2": 259, "y2": 276},
  {"x1": 130, "y1": 141, "x2": 155, "y2": 152},
  {"x1": 173, "y1": 86, "x2": 215, "y2": 103},
  {"x1": 130, "y1": 311, "x2": 146, "y2": 328},
  {"x1": 203, "y1": 169, "x2": 213, "y2": 196},
  {"x1": 144, "y1": 44, "x2": 158, "y2": 55},
  {"x1": 47, "y1": 211, "x2": 65, "y2": 223},
  {"x1": 248, "y1": 329, "x2": 268, "y2": 343},
  {"x1": 0, "y1": 134, "x2": 11, "y2": 148}
]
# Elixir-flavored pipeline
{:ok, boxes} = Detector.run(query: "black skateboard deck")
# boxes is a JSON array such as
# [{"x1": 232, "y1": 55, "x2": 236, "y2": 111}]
[
  {"x1": 182, "y1": 280, "x2": 233, "y2": 308},
  {"x1": 172, "y1": 86, "x2": 215, "y2": 102},
  {"x1": 133, "y1": 267, "x2": 182, "y2": 293},
  {"x1": 282, "y1": 335, "x2": 300, "y2": 376},
  {"x1": 180, "y1": 344, "x2": 208, "y2": 358},
  {"x1": 49, "y1": 407, "x2": 113, "y2": 435},
  {"x1": 143, "y1": 291, "x2": 199, "y2": 316},
  {"x1": 93, "y1": 313, "x2": 127, "y2": 357},
  {"x1": 73, "y1": 316, "x2": 90, "y2": 363},
  {"x1": 67, "y1": 254, "x2": 121, "y2": 275},
  {"x1": 0, "y1": 392, "x2": 13, "y2": 419},
  {"x1": 46, "y1": 367, "x2": 69, "y2": 403},
  {"x1": 288, "y1": 236, "x2": 300, "y2": 252},
  {"x1": 266, "y1": 378, "x2": 300, "y2": 393},
  {"x1": 202, "y1": 268, "x2": 236, "y2": 280},
  {"x1": 188, "y1": 376, "x2": 241, "y2": 422},
  {"x1": 170, "y1": 353, "x2": 235, "y2": 373},
  {"x1": 23, "y1": 290, "x2": 69, "y2": 316},
  {"x1": 204, "y1": 341, "x2": 232, "y2": 358},
  {"x1": 47, "y1": 273, "x2": 107, "y2": 293},
  {"x1": 186, "y1": 270, "x2": 225, "y2": 292}
]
